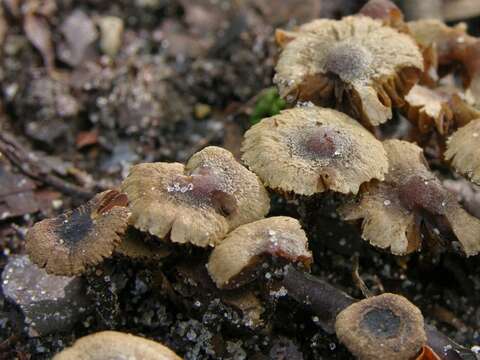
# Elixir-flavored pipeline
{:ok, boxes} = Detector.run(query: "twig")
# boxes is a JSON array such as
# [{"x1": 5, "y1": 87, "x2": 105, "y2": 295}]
[
  {"x1": 279, "y1": 266, "x2": 478, "y2": 360},
  {"x1": 0, "y1": 131, "x2": 94, "y2": 200}
]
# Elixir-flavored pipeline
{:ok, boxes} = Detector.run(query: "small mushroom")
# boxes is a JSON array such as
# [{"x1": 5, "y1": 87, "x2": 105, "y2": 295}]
[
  {"x1": 207, "y1": 216, "x2": 312, "y2": 289},
  {"x1": 340, "y1": 139, "x2": 480, "y2": 256},
  {"x1": 274, "y1": 15, "x2": 423, "y2": 126},
  {"x1": 403, "y1": 85, "x2": 480, "y2": 135},
  {"x1": 53, "y1": 331, "x2": 181, "y2": 360},
  {"x1": 241, "y1": 106, "x2": 388, "y2": 195},
  {"x1": 335, "y1": 293, "x2": 427, "y2": 360},
  {"x1": 445, "y1": 119, "x2": 480, "y2": 185},
  {"x1": 26, "y1": 190, "x2": 130, "y2": 276},
  {"x1": 358, "y1": 0, "x2": 407, "y2": 31},
  {"x1": 121, "y1": 146, "x2": 270, "y2": 247}
]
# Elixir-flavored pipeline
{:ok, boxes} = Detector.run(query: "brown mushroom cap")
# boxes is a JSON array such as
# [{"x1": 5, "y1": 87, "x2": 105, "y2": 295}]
[
  {"x1": 121, "y1": 146, "x2": 270, "y2": 247},
  {"x1": 403, "y1": 85, "x2": 480, "y2": 135},
  {"x1": 241, "y1": 106, "x2": 388, "y2": 195},
  {"x1": 335, "y1": 293, "x2": 426, "y2": 360},
  {"x1": 445, "y1": 119, "x2": 480, "y2": 185},
  {"x1": 359, "y1": 0, "x2": 407, "y2": 31},
  {"x1": 115, "y1": 227, "x2": 172, "y2": 261},
  {"x1": 340, "y1": 139, "x2": 480, "y2": 256},
  {"x1": 207, "y1": 216, "x2": 312, "y2": 289},
  {"x1": 26, "y1": 190, "x2": 130, "y2": 276},
  {"x1": 53, "y1": 331, "x2": 182, "y2": 360},
  {"x1": 274, "y1": 16, "x2": 423, "y2": 126}
]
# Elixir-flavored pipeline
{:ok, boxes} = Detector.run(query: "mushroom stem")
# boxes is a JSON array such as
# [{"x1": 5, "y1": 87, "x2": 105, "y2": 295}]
[{"x1": 279, "y1": 266, "x2": 477, "y2": 360}]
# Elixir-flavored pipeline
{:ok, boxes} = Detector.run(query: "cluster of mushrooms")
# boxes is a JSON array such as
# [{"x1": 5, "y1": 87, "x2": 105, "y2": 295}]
[{"x1": 24, "y1": 0, "x2": 480, "y2": 359}]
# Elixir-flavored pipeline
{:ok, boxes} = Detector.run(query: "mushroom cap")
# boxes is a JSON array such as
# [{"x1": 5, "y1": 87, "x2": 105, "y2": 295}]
[
  {"x1": 115, "y1": 227, "x2": 172, "y2": 261},
  {"x1": 274, "y1": 16, "x2": 423, "y2": 126},
  {"x1": 335, "y1": 293, "x2": 426, "y2": 360},
  {"x1": 26, "y1": 190, "x2": 130, "y2": 276},
  {"x1": 207, "y1": 216, "x2": 312, "y2": 289},
  {"x1": 359, "y1": 0, "x2": 406, "y2": 31},
  {"x1": 53, "y1": 331, "x2": 181, "y2": 360},
  {"x1": 341, "y1": 139, "x2": 480, "y2": 256},
  {"x1": 404, "y1": 85, "x2": 454, "y2": 135},
  {"x1": 445, "y1": 119, "x2": 480, "y2": 185},
  {"x1": 241, "y1": 106, "x2": 388, "y2": 195},
  {"x1": 121, "y1": 146, "x2": 270, "y2": 247}
]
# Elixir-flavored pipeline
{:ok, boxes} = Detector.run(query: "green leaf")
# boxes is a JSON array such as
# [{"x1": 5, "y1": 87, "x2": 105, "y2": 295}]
[{"x1": 249, "y1": 87, "x2": 286, "y2": 125}]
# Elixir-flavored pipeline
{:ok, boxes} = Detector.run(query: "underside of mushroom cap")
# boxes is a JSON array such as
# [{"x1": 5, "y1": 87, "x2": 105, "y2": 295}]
[
  {"x1": 26, "y1": 190, "x2": 130, "y2": 276},
  {"x1": 341, "y1": 139, "x2": 480, "y2": 256},
  {"x1": 207, "y1": 216, "x2": 312, "y2": 289},
  {"x1": 274, "y1": 16, "x2": 423, "y2": 126},
  {"x1": 242, "y1": 106, "x2": 388, "y2": 195},
  {"x1": 53, "y1": 331, "x2": 182, "y2": 360},
  {"x1": 335, "y1": 293, "x2": 426, "y2": 360},
  {"x1": 121, "y1": 146, "x2": 270, "y2": 247},
  {"x1": 445, "y1": 119, "x2": 480, "y2": 185}
]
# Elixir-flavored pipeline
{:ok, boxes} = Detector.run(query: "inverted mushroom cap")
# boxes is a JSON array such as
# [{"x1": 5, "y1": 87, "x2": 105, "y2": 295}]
[
  {"x1": 121, "y1": 146, "x2": 270, "y2": 247},
  {"x1": 207, "y1": 216, "x2": 312, "y2": 289},
  {"x1": 26, "y1": 190, "x2": 130, "y2": 276},
  {"x1": 274, "y1": 16, "x2": 423, "y2": 126},
  {"x1": 340, "y1": 139, "x2": 480, "y2": 256},
  {"x1": 405, "y1": 85, "x2": 480, "y2": 135},
  {"x1": 241, "y1": 106, "x2": 388, "y2": 195},
  {"x1": 53, "y1": 331, "x2": 181, "y2": 360},
  {"x1": 445, "y1": 119, "x2": 480, "y2": 185},
  {"x1": 335, "y1": 293, "x2": 426, "y2": 360}
]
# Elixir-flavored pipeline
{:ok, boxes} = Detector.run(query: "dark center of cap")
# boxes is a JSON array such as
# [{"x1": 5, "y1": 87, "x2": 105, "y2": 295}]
[
  {"x1": 305, "y1": 127, "x2": 338, "y2": 159},
  {"x1": 398, "y1": 175, "x2": 447, "y2": 215},
  {"x1": 173, "y1": 167, "x2": 238, "y2": 217},
  {"x1": 325, "y1": 42, "x2": 373, "y2": 82},
  {"x1": 360, "y1": 307, "x2": 401, "y2": 339},
  {"x1": 54, "y1": 206, "x2": 94, "y2": 247}
]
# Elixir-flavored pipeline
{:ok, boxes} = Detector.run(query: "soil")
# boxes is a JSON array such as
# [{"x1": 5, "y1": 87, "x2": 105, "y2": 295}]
[{"x1": 0, "y1": 1, "x2": 479, "y2": 359}]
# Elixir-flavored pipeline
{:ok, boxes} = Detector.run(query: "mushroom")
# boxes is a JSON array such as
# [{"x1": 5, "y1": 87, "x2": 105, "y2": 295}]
[
  {"x1": 115, "y1": 227, "x2": 172, "y2": 261},
  {"x1": 335, "y1": 293, "x2": 427, "y2": 360},
  {"x1": 121, "y1": 146, "x2": 270, "y2": 247},
  {"x1": 403, "y1": 85, "x2": 480, "y2": 135},
  {"x1": 340, "y1": 139, "x2": 480, "y2": 256},
  {"x1": 445, "y1": 118, "x2": 480, "y2": 185},
  {"x1": 207, "y1": 216, "x2": 312, "y2": 289},
  {"x1": 26, "y1": 190, "x2": 130, "y2": 276},
  {"x1": 53, "y1": 331, "x2": 182, "y2": 360},
  {"x1": 358, "y1": 0, "x2": 407, "y2": 31},
  {"x1": 241, "y1": 106, "x2": 388, "y2": 195},
  {"x1": 274, "y1": 15, "x2": 423, "y2": 126}
]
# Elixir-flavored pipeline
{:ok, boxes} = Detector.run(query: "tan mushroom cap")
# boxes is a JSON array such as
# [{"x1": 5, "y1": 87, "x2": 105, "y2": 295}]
[
  {"x1": 445, "y1": 119, "x2": 480, "y2": 185},
  {"x1": 53, "y1": 331, "x2": 182, "y2": 360},
  {"x1": 241, "y1": 106, "x2": 388, "y2": 196},
  {"x1": 115, "y1": 227, "x2": 172, "y2": 261},
  {"x1": 26, "y1": 190, "x2": 130, "y2": 276},
  {"x1": 341, "y1": 139, "x2": 480, "y2": 256},
  {"x1": 121, "y1": 146, "x2": 270, "y2": 247},
  {"x1": 404, "y1": 85, "x2": 480, "y2": 135},
  {"x1": 274, "y1": 16, "x2": 423, "y2": 126},
  {"x1": 335, "y1": 293, "x2": 426, "y2": 360},
  {"x1": 207, "y1": 216, "x2": 312, "y2": 289}
]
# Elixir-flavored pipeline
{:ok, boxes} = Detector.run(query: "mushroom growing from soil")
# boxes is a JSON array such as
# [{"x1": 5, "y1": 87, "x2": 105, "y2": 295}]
[
  {"x1": 121, "y1": 146, "x2": 270, "y2": 247},
  {"x1": 53, "y1": 331, "x2": 182, "y2": 360},
  {"x1": 207, "y1": 216, "x2": 312, "y2": 289},
  {"x1": 274, "y1": 14, "x2": 423, "y2": 126},
  {"x1": 340, "y1": 139, "x2": 480, "y2": 256},
  {"x1": 279, "y1": 265, "x2": 476, "y2": 360},
  {"x1": 445, "y1": 119, "x2": 480, "y2": 186},
  {"x1": 26, "y1": 190, "x2": 130, "y2": 276},
  {"x1": 403, "y1": 85, "x2": 480, "y2": 136},
  {"x1": 335, "y1": 293, "x2": 427, "y2": 360},
  {"x1": 241, "y1": 106, "x2": 388, "y2": 195}
]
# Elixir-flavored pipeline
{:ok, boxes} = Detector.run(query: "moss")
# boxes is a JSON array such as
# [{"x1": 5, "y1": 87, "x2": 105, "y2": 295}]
[{"x1": 250, "y1": 87, "x2": 286, "y2": 125}]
